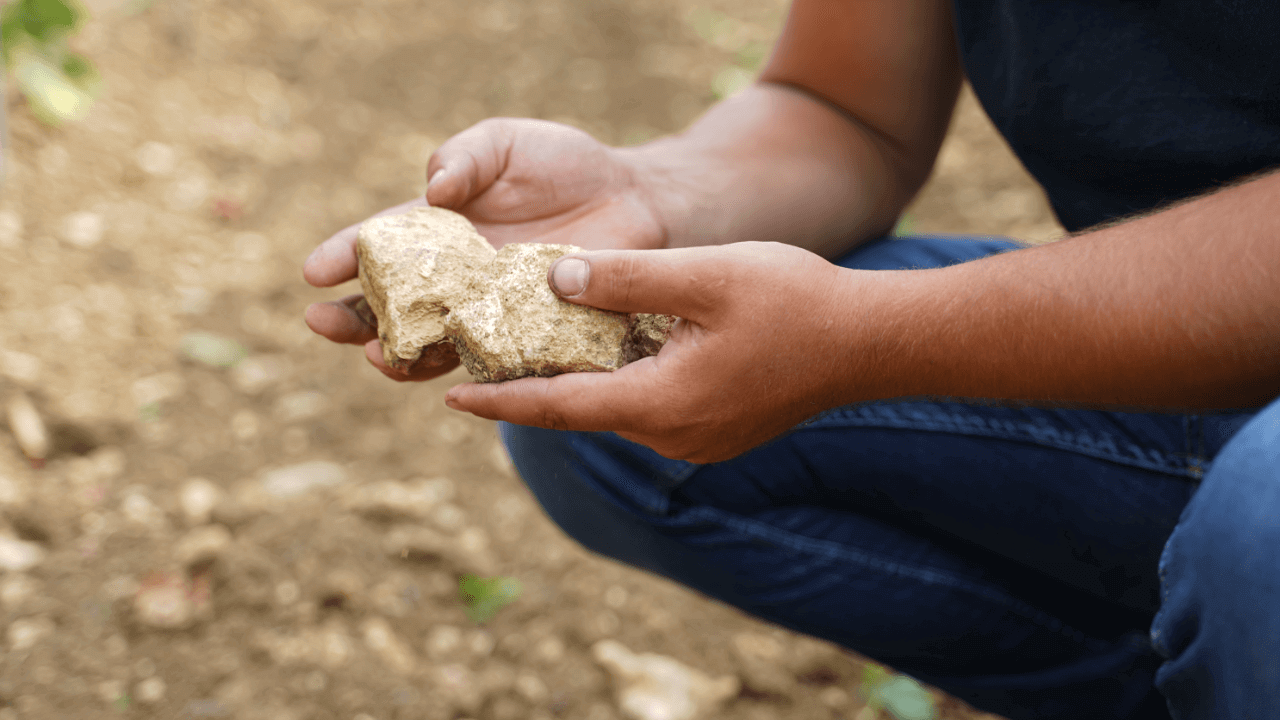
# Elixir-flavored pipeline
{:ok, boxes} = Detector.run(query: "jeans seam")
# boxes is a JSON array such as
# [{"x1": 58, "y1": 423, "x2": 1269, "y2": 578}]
[
  {"x1": 676, "y1": 505, "x2": 1096, "y2": 648},
  {"x1": 808, "y1": 407, "x2": 1202, "y2": 479}
]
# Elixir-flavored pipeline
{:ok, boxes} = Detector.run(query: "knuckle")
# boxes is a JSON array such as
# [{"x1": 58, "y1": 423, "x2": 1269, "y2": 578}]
[
  {"x1": 535, "y1": 384, "x2": 570, "y2": 431},
  {"x1": 607, "y1": 254, "x2": 642, "y2": 306},
  {"x1": 537, "y1": 406, "x2": 569, "y2": 432}
]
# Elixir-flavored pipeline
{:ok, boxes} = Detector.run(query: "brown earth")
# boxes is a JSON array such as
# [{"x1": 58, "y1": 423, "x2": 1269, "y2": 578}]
[{"x1": 0, "y1": 0, "x2": 1062, "y2": 719}]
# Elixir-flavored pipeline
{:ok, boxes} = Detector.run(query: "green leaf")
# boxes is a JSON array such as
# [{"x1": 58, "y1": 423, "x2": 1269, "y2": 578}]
[
  {"x1": 62, "y1": 51, "x2": 90, "y2": 79},
  {"x1": 892, "y1": 213, "x2": 916, "y2": 237},
  {"x1": 458, "y1": 575, "x2": 522, "y2": 625},
  {"x1": 10, "y1": 0, "x2": 79, "y2": 43},
  {"x1": 180, "y1": 332, "x2": 248, "y2": 368},
  {"x1": 735, "y1": 41, "x2": 769, "y2": 71},
  {"x1": 2, "y1": 17, "x2": 25, "y2": 61},
  {"x1": 871, "y1": 676, "x2": 936, "y2": 720},
  {"x1": 12, "y1": 51, "x2": 93, "y2": 124},
  {"x1": 861, "y1": 662, "x2": 890, "y2": 690},
  {"x1": 711, "y1": 65, "x2": 754, "y2": 100}
]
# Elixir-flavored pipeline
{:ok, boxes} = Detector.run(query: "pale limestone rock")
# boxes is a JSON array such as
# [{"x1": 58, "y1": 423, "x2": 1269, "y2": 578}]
[
  {"x1": 179, "y1": 478, "x2": 223, "y2": 526},
  {"x1": 341, "y1": 478, "x2": 443, "y2": 521},
  {"x1": 360, "y1": 617, "x2": 417, "y2": 674},
  {"x1": 135, "y1": 677, "x2": 168, "y2": 704},
  {"x1": 592, "y1": 639, "x2": 739, "y2": 720},
  {"x1": 134, "y1": 575, "x2": 194, "y2": 629},
  {"x1": 7, "y1": 616, "x2": 54, "y2": 650},
  {"x1": 356, "y1": 208, "x2": 671, "y2": 382},
  {"x1": 174, "y1": 524, "x2": 233, "y2": 568},
  {"x1": 5, "y1": 393, "x2": 48, "y2": 462},
  {"x1": 0, "y1": 536, "x2": 45, "y2": 572},
  {"x1": 357, "y1": 207, "x2": 495, "y2": 370},
  {"x1": 450, "y1": 243, "x2": 632, "y2": 382},
  {"x1": 259, "y1": 460, "x2": 348, "y2": 499}
]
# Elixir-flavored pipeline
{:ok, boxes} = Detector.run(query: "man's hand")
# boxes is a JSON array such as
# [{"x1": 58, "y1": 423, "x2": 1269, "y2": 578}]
[
  {"x1": 444, "y1": 242, "x2": 869, "y2": 463},
  {"x1": 302, "y1": 119, "x2": 668, "y2": 381}
]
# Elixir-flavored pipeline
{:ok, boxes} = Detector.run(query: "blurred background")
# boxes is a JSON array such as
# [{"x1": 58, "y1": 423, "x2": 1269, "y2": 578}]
[{"x1": 0, "y1": 0, "x2": 1062, "y2": 718}]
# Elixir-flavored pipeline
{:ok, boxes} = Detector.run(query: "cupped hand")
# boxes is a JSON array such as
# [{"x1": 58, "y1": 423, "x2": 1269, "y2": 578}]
[
  {"x1": 303, "y1": 118, "x2": 669, "y2": 382},
  {"x1": 444, "y1": 242, "x2": 869, "y2": 463}
]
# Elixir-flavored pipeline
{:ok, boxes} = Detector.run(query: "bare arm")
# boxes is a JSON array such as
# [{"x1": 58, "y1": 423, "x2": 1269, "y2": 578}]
[
  {"x1": 625, "y1": 0, "x2": 962, "y2": 258},
  {"x1": 852, "y1": 171, "x2": 1280, "y2": 411}
]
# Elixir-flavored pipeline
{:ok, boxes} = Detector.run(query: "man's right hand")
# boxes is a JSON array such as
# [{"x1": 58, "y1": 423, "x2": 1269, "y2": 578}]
[{"x1": 302, "y1": 118, "x2": 669, "y2": 382}]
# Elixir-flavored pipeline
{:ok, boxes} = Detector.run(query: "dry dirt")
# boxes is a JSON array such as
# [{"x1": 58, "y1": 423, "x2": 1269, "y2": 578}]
[{"x1": 0, "y1": 0, "x2": 1062, "y2": 719}]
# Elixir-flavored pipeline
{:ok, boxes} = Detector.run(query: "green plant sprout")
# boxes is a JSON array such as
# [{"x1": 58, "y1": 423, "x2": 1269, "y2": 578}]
[
  {"x1": 861, "y1": 662, "x2": 937, "y2": 720},
  {"x1": 893, "y1": 213, "x2": 917, "y2": 237},
  {"x1": 2, "y1": 0, "x2": 100, "y2": 125},
  {"x1": 458, "y1": 574, "x2": 522, "y2": 625}
]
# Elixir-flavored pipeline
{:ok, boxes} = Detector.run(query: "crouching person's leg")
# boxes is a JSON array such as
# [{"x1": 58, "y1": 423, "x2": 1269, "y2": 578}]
[
  {"x1": 1151, "y1": 396, "x2": 1280, "y2": 719},
  {"x1": 499, "y1": 420, "x2": 1174, "y2": 720},
  {"x1": 497, "y1": 423, "x2": 706, "y2": 575}
]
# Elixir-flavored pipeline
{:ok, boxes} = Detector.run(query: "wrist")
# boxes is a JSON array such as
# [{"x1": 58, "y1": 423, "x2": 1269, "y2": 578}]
[
  {"x1": 821, "y1": 264, "x2": 937, "y2": 406},
  {"x1": 614, "y1": 138, "x2": 714, "y2": 250}
]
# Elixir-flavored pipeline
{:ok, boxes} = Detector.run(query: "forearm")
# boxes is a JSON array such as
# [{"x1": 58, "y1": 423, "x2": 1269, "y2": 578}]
[
  {"x1": 618, "y1": 82, "x2": 933, "y2": 259},
  {"x1": 848, "y1": 172, "x2": 1280, "y2": 410}
]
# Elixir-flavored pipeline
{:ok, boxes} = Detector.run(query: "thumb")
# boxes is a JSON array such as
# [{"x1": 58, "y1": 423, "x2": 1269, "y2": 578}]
[
  {"x1": 547, "y1": 248, "x2": 726, "y2": 321},
  {"x1": 425, "y1": 119, "x2": 514, "y2": 209}
]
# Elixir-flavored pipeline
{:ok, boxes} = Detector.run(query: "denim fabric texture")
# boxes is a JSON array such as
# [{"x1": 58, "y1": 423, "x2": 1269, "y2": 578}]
[{"x1": 497, "y1": 235, "x2": 1273, "y2": 720}]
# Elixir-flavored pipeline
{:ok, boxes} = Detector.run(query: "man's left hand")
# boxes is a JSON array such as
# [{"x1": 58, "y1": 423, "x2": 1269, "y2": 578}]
[{"x1": 444, "y1": 242, "x2": 872, "y2": 463}]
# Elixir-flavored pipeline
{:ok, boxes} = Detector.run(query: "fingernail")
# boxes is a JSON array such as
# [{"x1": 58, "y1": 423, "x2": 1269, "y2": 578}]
[
  {"x1": 428, "y1": 168, "x2": 447, "y2": 190},
  {"x1": 550, "y1": 257, "x2": 588, "y2": 297}
]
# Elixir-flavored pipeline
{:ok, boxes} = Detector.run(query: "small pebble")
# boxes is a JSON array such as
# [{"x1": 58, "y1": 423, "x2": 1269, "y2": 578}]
[
  {"x1": 0, "y1": 536, "x2": 45, "y2": 572},
  {"x1": 361, "y1": 617, "x2": 416, "y2": 674},
  {"x1": 61, "y1": 211, "x2": 105, "y2": 248},
  {"x1": 135, "y1": 676, "x2": 167, "y2": 704},
  {"x1": 230, "y1": 355, "x2": 290, "y2": 395},
  {"x1": 0, "y1": 211, "x2": 21, "y2": 248},
  {"x1": 180, "y1": 478, "x2": 223, "y2": 525},
  {"x1": 135, "y1": 141, "x2": 177, "y2": 176},
  {"x1": 274, "y1": 390, "x2": 327, "y2": 423},
  {"x1": 592, "y1": 639, "x2": 740, "y2": 720},
  {"x1": 5, "y1": 393, "x2": 49, "y2": 462},
  {"x1": 134, "y1": 574, "x2": 194, "y2": 629},
  {"x1": 121, "y1": 493, "x2": 166, "y2": 528},
  {"x1": 7, "y1": 614, "x2": 54, "y2": 648},
  {"x1": 7, "y1": 616, "x2": 54, "y2": 650},
  {"x1": 174, "y1": 524, "x2": 232, "y2": 567},
  {"x1": 0, "y1": 350, "x2": 42, "y2": 385},
  {"x1": 261, "y1": 461, "x2": 348, "y2": 498},
  {"x1": 0, "y1": 574, "x2": 37, "y2": 610},
  {"x1": 425, "y1": 625, "x2": 462, "y2": 658}
]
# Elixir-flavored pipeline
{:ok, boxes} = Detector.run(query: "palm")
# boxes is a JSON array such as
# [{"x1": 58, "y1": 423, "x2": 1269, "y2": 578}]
[
  {"x1": 303, "y1": 118, "x2": 665, "y2": 382},
  {"x1": 436, "y1": 121, "x2": 664, "y2": 252}
]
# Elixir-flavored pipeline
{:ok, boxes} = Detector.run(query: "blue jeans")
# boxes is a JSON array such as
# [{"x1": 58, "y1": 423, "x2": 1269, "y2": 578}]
[{"x1": 497, "y1": 235, "x2": 1277, "y2": 720}]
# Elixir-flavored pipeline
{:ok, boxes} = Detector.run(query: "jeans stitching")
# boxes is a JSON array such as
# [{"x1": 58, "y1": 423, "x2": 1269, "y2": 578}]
[
  {"x1": 672, "y1": 505, "x2": 1094, "y2": 646},
  {"x1": 807, "y1": 406, "x2": 1201, "y2": 478}
]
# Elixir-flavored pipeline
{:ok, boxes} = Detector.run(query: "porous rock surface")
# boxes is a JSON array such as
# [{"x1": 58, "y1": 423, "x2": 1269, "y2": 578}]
[
  {"x1": 357, "y1": 207, "x2": 495, "y2": 370},
  {"x1": 357, "y1": 207, "x2": 670, "y2": 382}
]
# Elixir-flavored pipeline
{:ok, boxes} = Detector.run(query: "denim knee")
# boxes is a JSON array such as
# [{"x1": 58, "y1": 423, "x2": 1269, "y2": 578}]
[
  {"x1": 497, "y1": 422, "x2": 687, "y2": 570},
  {"x1": 498, "y1": 422, "x2": 600, "y2": 548},
  {"x1": 1150, "y1": 401, "x2": 1280, "y2": 719}
]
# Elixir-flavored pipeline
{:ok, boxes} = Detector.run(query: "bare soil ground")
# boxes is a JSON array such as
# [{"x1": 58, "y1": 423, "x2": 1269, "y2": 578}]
[{"x1": 0, "y1": 1, "x2": 1062, "y2": 719}]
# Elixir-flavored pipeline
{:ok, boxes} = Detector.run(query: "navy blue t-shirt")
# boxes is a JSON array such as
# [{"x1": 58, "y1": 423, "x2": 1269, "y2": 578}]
[{"x1": 953, "y1": 1, "x2": 1280, "y2": 232}]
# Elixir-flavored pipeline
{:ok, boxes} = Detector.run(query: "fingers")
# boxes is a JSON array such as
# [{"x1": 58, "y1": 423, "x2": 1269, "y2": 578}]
[
  {"x1": 364, "y1": 339, "x2": 461, "y2": 383},
  {"x1": 305, "y1": 295, "x2": 378, "y2": 345},
  {"x1": 303, "y1": 197, "x2": 428, "y2": 287},
  {"x1": 426, "y1": 119, "x2": 515, "y2": 210},
  {"x1": 444, "y1": 361, "x2": 654, "y2": 432},
  {"x1": 547, "y1": 247, "x2": 730, "y2": 320}
]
